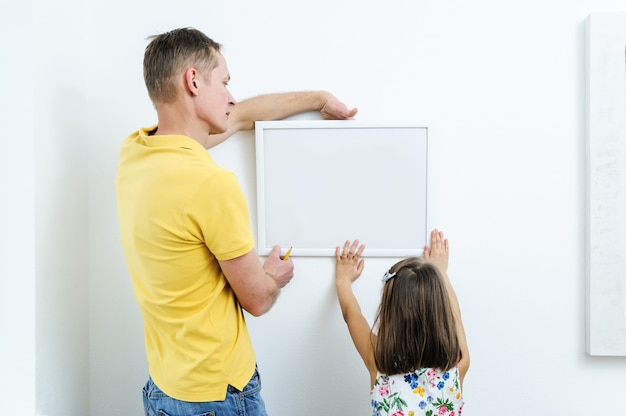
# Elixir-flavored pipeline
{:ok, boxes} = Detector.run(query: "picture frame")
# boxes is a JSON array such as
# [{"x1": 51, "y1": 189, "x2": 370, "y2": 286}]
[{"x1": 255, "y1": 120, "x2": 428, "y2": 257}]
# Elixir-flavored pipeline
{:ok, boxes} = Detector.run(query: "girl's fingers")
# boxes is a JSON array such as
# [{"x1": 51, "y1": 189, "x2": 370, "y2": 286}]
[
  {"x1": 342, "y1": 240, "x2": 350, "y2": 257},
  {"x1": 337, "y1": 240, "x2": 366, "y2": 261}
]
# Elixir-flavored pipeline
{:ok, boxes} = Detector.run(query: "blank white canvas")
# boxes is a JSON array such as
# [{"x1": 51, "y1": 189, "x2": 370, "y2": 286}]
[
  {"x1": 255, "y1": 121, "x2": 428, "y2": 257},
  {"x1": 585, "y1": 12, "x2": 626, "y2": 356}
]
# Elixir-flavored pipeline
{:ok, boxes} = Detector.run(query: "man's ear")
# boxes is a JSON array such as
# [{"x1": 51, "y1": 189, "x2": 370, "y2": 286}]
[{"x1": 185, "y1": 68, "x2": 199, "y2": 95}]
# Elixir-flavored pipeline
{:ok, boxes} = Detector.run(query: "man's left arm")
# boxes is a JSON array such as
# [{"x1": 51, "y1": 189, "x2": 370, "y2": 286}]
[{"x1": 206, "y1": 90, "x2": 358, "y2": 149}]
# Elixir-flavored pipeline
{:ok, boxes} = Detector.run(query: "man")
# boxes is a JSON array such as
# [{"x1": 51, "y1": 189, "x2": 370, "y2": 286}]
[{"x1": 115, "y1": 27, "x2": 357, "y2": 415}]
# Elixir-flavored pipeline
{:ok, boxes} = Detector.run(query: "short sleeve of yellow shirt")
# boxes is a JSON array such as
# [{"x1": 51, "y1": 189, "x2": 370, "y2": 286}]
[{"x1": 115, "y1": 127, "x2": 257, "y2": 402}]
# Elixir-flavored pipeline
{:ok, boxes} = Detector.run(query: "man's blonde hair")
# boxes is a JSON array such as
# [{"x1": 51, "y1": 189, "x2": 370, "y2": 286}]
[{"x1": 143, "y1": 27, "x2": 221, "y2": 104}]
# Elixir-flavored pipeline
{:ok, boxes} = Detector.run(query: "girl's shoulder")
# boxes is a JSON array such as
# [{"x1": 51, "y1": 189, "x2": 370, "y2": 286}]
[{"x1": 373, "y1": 366, "x2": 460, "y2": 388}]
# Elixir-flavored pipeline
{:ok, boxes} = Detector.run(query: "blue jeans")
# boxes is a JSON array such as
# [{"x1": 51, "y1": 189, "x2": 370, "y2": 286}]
[{"x1": 142, "y1": 368, "x2": 268, "y2": 416}]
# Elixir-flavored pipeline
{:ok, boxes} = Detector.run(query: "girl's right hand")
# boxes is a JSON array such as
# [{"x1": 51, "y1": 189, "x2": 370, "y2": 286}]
[{"x1": 335, "y1": 240, "x2": 366, "y2": 284}]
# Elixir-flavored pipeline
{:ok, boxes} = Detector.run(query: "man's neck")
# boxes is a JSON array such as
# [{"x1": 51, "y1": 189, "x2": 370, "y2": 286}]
[{"x1": 154, "y1": 103, "x2": 211, "y2": 149}]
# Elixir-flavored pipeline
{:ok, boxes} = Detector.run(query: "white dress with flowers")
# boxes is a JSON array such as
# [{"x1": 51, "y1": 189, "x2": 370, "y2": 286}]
[{"x1": 370, "y1": 367, "x2": 463, "y2": 416}]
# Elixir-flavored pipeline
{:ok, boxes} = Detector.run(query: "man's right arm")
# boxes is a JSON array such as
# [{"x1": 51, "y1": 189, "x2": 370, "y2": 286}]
[{"x1": 218, "y1": 246, "x2": 294, "y2": 316}]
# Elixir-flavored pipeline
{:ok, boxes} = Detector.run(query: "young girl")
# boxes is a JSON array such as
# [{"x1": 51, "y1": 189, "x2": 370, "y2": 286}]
[{"x1": 335, "y1": 229, "x2": 469, "y2": 416}]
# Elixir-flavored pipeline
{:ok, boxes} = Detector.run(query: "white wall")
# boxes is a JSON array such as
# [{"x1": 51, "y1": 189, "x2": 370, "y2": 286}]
[
  {"x1": 33, "y1": 0, "x2": 90, "y2": 414},
  {"x1": 88, "y1": 0, "x2": 626, "y2": 414},
  {"x1": 1, "y1": 3, "x2": 36, "y2": 415},
  {"x1": 2, "y1": 1, "x2": 91, "y2": 414},
  {"x1": 4, "y1": 0, "x2": 626, "y2": 414}
]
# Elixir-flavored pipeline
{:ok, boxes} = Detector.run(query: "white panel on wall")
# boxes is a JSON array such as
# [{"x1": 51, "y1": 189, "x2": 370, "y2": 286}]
[
  {"x1": 255, "y1": 120, "x2": 428, "y2": 257},
  {"x1": 585, "y1": 12, "x2": 626, "y2": 356}
]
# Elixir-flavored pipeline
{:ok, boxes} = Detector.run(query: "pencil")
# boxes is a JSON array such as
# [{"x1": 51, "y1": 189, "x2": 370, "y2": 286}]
[{"x1": 283, "y1": 247, "x2": 293, "y2": 261}]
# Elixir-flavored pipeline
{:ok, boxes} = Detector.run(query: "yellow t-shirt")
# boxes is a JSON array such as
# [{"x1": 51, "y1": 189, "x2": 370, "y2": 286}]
[{"x1": 115, "y1": 127, "x2": 256, "y2": 402}]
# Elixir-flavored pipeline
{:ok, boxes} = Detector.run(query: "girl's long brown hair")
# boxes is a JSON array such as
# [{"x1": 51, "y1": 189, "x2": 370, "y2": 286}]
[{"x1": 373, "y1": 257, "x2": 462, "y2": 375}]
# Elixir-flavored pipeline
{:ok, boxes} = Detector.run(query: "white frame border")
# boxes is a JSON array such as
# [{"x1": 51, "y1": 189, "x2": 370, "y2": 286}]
[
  {"x1": 585, "y1": 12, "x2": 626, "y2": 356},
  {"x1": 254, "y1": 120, "x2": 429, "y2": 257}
]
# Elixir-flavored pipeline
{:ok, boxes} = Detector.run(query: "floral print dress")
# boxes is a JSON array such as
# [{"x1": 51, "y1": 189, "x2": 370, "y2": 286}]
[{"x1": 370, "y1": 367, "x2": 463, "y2": 416}]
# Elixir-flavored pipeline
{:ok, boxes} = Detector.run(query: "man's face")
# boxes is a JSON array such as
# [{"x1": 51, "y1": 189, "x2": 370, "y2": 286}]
[{"x1": 196, "y1": 52, "x2": 235, "y2": 135}]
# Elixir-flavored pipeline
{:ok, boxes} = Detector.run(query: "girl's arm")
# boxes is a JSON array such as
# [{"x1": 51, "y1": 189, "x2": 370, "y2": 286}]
[
  {"x1": 445, "y1": 272, "x2": 470, "y2": 386},
  {"x1": 424, "y1": 229, "x2": 470, "y2": 387},
  {"x1": 335, "y1": 240, "x2": 378, "y2": 387}
]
